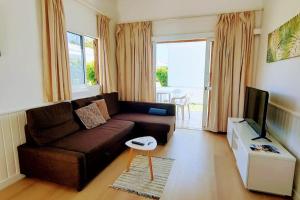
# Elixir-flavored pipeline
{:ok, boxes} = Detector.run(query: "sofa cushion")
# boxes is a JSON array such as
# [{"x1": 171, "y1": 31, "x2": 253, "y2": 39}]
[
  {"x1": 93, "y1": 99, "x2": 111, "y2": 120},
  {"x1": 49, "y1": 119, "x2": 134, "y2": 181},
  {"x1": 119, "y1": 101, "x2": 176, "y2": 116},
  {"x1": 71, "y1": 96, "x2": 99, "y2": 109},
  {"x1": 26, "y1": 102, "x2": 81, "y2": 146},
  {"x1": 112, "y1": 113, "x2": 175, "y2": 143},
  {"x1": 98, "y1": 92, "x2": 120, "y2": 116},
  {"x1": 148, "y1": 108, "x2": 168, "y2": 116},
  {"x1": 49, "y1": 119, "x2": 134, "y2": 154},
  {"x1": 113, "y1": 113, "x2": 175, "y2": 126},
  {"x1": 75, "y1": 103, "x2": 106, "y2": 129}
]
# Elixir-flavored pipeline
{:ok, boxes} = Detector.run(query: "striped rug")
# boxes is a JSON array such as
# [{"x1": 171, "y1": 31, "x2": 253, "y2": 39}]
[{"x1": 110, "y1": 155, "x2": 174, "y2": 199}]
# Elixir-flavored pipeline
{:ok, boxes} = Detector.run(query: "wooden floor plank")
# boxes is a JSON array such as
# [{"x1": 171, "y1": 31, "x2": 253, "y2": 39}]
[{"x1": 0, "y1": 129, "x2": 289, "y2": 200}]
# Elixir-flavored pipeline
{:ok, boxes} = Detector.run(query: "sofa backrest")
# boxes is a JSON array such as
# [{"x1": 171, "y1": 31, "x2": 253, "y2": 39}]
[
  {"x1": 71, "y1": 96, "x2": 99, "y2": 110},
  {"x1": 26, "y1": 102, "x2": 81, "y2": 146},
  {"x1": 97, "y1": 92, "x2": 120, "y2": 116}
]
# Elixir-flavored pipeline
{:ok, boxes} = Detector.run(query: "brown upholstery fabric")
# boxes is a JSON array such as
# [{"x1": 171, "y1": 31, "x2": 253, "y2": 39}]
[
  {"x1": 49, "y1": 119, "x2": 134, "y2": 181},
  {"x1": 26, "y1": 102, "x2": 80, "y2": 146},
  {"x1": 98, "y1": 92, "x2": 120, "y2": 116},
  {"x1": 112, "y1": 113, "x2": 175, "y2": 144},
  {"x1": 71, "y1": 96, "x2": 100, "y2": 109},
  {"x1": 19, "y1": 92, "x2": 176, "y2": 190},
  {"x1": 120, "y1": 101, "x2": 176, "y2": 116},
  {"x1": 113, "y1": 113, "x2": 174, "y2": 126},
  {"x1": 50, "y1": 119, "x2": 134, "y2": 153},
  {"x1": 18, "y1": 145, "x2": 86, "y2": 190}
]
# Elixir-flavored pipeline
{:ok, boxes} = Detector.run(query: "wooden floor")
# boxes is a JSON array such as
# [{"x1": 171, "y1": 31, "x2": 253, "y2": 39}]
[
  {"x1": 0, "y1": 129, "x2": 290, "y2": 200},
  {"x1": 176, "y1": 111, "x2": 202, "y2": 130}
]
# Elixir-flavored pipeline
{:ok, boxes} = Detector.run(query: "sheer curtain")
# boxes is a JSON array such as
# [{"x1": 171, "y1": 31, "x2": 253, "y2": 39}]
[
  {"x1": 116, "y1": 21, "x2": 154, "y2": 101},
  {"x1": 41, "y1": 0, "x2": 71, "y2": 102},
  {"x1": 97, "y1": 14, "x2": 113, "y2": 93},
  {"x1": 207, "y1": 11, "x2": 255, "y2": 132}
]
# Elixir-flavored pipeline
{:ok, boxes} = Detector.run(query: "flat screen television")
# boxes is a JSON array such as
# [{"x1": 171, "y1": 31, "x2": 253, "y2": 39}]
[{"x1": 243, "y1": 87, "x2": 270, "y2": 141}]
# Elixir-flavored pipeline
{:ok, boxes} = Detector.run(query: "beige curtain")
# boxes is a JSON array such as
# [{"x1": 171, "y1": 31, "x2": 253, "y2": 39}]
[
  {"x1": 207, "y1": 11, "x2": 255, "y2": 132},
  {"x1": 42, "y1": 0, "x2": 71, "y2": 102},
  {"x1": 116, "y1": 21, "x2": 154, "y2": 102},
  {"x1": 97, "y1": 14, "x2": 113, "y2": 93}
]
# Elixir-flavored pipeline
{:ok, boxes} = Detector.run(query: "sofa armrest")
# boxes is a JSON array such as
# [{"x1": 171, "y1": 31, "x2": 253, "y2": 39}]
[
  {"x1": 119, "y1": 101, "x2": 176, "y2": 116},
  {"x1": 18, "y1": 144, "x2": 86, "y2": 190}
]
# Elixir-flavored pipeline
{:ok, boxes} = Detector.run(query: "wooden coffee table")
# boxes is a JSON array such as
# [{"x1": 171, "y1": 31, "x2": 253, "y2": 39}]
[{"x1": 125, "y1": 136, "x2": 157, "y2": 181}]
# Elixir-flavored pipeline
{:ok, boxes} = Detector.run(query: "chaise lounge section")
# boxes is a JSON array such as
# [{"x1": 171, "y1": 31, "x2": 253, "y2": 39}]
[{"x1": 18, "y1": 92, "x2": 175, "y2": 190}]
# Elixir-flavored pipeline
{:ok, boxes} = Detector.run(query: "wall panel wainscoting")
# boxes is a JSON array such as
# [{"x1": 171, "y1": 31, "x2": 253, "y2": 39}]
[
  {"x1": 267, "y1": 103, "x2": 300, "y2": 200},
  {"x1": 0, "y1": 111, "x2": 26, "y2": 190}
]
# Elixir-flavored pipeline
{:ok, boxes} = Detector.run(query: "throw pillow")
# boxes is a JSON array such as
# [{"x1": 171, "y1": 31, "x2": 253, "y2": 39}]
[
  {"x1": 148, "y1": 108, "x2": 168, "y2": 116},
  {"x1": 93, "y1": 99, "x2": 111, "y2": 120},
  {"x1": 75, "y1": 103, "x2": 106, "y2": 129}
]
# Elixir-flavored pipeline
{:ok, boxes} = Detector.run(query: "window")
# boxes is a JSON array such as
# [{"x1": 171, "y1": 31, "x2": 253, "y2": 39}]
[{"x1": 67, "y1": 32, "x2": 97, "y2": 89}]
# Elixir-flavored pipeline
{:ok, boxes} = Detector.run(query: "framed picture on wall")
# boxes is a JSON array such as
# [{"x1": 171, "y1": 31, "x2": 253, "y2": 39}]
[{"x1": 267, "y1": 13, "x2": 300, "y2": 63}]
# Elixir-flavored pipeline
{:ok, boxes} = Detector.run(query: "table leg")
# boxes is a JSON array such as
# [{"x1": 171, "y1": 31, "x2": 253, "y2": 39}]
[
  {"x1": 126, "y1": 148, "x2": 134, "y2": 172},
  {"x1": 148, "y1": 151, "x2": 154, "y2": 181}
]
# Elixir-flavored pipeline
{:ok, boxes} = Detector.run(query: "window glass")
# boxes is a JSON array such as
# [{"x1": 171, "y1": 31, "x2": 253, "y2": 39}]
[
  {"x1": 67, "y1": 32, "x2": 85, "y2": 86},
  {"x1": 84, "y1": 37, "x2": 97, "y2": 86}
]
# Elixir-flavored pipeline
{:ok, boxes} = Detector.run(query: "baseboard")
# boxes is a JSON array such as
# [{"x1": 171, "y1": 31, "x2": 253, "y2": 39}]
[{"x1": 0, "y1": 174, "x2": 25, "y2": 191}]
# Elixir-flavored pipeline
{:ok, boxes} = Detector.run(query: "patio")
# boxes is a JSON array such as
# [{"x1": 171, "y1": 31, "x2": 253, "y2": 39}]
[
  {"x1": 155, "y1": 41, "x2": 206, "y2": 131},
  {"x1": 156, "y1": 86, "x2": 203, "y2": 130}
]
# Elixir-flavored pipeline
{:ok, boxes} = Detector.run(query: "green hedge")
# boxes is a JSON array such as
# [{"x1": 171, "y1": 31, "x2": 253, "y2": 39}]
[
  {"x1": 156, "y1": 66, "x2": 168, "y2": 87},
  {"x1": 86, "y1": 61, "x2": 97, "y2": 86}
]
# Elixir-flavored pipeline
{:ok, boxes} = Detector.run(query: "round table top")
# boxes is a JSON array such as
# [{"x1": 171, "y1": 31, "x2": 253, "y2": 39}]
[{"x1": 125, "y1": 136, "x2": 157, "y2": 151}]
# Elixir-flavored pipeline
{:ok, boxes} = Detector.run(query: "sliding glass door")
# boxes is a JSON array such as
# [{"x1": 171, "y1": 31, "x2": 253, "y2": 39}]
[
  {"x1": 202, "y1": 39, "x2": 213, "y2": 129},
  {"x1": 153, "y1": 37, "x2": 213, "y2": 130}
]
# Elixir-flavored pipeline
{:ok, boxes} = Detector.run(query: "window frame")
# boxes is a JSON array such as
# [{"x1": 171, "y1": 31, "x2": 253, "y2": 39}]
[{"x1": 67, "y1": 31, "x2": 99, "y2": 95}]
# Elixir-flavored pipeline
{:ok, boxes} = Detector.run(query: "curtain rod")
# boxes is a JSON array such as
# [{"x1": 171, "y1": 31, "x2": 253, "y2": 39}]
[{"x1": 119, "y1": 8, "x2": 264, "y2": 23}]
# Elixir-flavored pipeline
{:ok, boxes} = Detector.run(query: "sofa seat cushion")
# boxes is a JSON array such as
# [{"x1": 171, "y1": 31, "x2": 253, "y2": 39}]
[
  {"x1": 112, "y1": 113, "x2": 175, "y2": 143},
  {"x1": 49, "y1": 119, "x2": 134, "y2": 154},
  {"x1": 113, "y1": 113, "x2": 175, "y2": 126}
]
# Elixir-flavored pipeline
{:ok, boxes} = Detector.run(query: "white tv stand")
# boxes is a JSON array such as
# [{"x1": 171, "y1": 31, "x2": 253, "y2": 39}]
[{"x1": 227, "y1": 118, "x2": 296, "y2": 196}]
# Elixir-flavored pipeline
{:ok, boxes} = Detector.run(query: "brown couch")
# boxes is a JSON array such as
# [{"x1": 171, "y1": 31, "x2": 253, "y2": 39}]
[{"x1": 18, "y1": 92, "x2": 175, "y2": 190}]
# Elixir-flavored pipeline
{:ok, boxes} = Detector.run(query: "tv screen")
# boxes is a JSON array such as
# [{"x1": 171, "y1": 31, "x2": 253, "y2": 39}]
[{"x1": 243, "y1": 87, "x2": 269, "y2": 138}]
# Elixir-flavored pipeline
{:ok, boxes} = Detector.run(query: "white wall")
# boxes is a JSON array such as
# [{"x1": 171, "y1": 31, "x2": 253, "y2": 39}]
[
  {"x1": 152, "y1": 15, "x2": 217, "y2": 37},
  {"x1": 81, "y1": 0, "x2": 118, "y2": 92},
  {"x1": 85, "y1": 0, "x2": 118, "y2": 19},
  {"x1": 117, "y1": 0, "x2": 263, "y2": 23},
  {"x1": 168, "y1": 42, "x2": 206, "y2": 87},
  {"x1": 0, "y1": 0, "x2": 44, "y2": 114},
  {"x1": 117, "y1": 0, "x2": 263, "y2": 86},
  {"x1": 256, "y1": 0, "x2": 300, "y2": 113},
  {"x1": 255, "y1": 1, "x2": 300, "y2": 199},
  {"x1": 64, "y1": 0, "x2": 118, "y2": 99},
  {"x1": 117, "y1": 0, "x2": 264, "y2": 37},
  {"x1": 65, "y1": 0, "x2": 98, "y2": 38},
  {"x1": 0, "y1": 0, "x2": 118, "y2": 114},
  {"x1": 152, "y1": 11, "x2": 263, "y2": 38}
]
